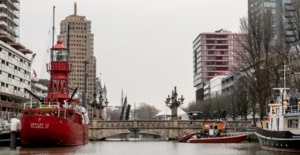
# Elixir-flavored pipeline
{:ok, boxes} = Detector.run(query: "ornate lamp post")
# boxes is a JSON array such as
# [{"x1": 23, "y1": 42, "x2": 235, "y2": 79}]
[
  {"x1": 165, "y1": 86, "x2": 184, "y2": 120},
  {"x1": 97, "y1": 91, "x2": 109, "y2": 120},
  {"x1": 90, "y1": 93, "x2": 97, "y2": 118}
]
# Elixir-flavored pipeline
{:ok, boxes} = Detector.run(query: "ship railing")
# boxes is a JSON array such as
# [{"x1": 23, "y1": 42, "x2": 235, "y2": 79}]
[
  {"x1": 23, "y1": 102, "x2": 60, "y2": 109},
  {"x1": 285, "y1": 105, "x2": 300, "y2": 114}
]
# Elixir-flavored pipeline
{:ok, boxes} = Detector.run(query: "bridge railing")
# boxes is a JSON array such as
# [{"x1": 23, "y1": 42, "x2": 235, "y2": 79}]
[
  {"x1": 90, "y1": 120, "x2": 204, "y2": 129},
  {"x1": 90, "y1": 120, "x2": 251, "y2": 130}
]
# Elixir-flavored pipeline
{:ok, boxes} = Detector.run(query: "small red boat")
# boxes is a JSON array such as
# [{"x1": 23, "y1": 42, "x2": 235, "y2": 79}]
[
  {"x1": 178, "y1": 132, "x2": 195, "y2": 142},
  {"x1": 179, "y1": 121, "x2": 247, "y2": 143},
  {"x1": 20, "y1": 41, "x2": 89, "y2": 147},
  {"x1": 186, "y1": 133, "x2": 247, "y2": 143}
]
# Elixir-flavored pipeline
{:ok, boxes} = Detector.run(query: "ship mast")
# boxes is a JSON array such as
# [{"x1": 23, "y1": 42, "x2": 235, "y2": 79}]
[
  {"x1": 273, "y1": 62, "x2": 290, "y2": 115},
  {"x1": 52, "y1": 6, "x2": 55, "y2": 49}
]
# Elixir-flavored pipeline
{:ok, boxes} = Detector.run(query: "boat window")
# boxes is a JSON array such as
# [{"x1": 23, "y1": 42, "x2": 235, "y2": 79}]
[
  {"x1": 275, "y1": 107, "x2": 280, "y2": 114},
  {"x1": 53, "y1": 50, "x2": 68, "y2": 61},
  {"x1": 272, "y1": 108, "x2": 275, "y2": 114},
  {"x1": 287, "y1": 119, "x2": 298, "y2": 128}
]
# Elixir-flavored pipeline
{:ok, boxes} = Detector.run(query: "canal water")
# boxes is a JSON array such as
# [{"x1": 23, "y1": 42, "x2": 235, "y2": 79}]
[{"x1": 0, "y1": 141, "x2": 299, "y2": 155}]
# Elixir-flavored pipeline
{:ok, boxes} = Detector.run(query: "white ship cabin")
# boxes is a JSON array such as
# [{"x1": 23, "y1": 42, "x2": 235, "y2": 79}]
[{"x1": 266, "y1": 89, "x2": 300, "y2": 131}]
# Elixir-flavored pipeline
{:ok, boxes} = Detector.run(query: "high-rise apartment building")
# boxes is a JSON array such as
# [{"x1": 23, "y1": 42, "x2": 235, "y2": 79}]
[
  {"x1": 248, "y1": 0, "x2": 298, "y2": 46},
  {"x1": 0, "y1": 0, "x2": 20, "y2": 41},
  {"x1": 0, "y1": 0, "x2": 33, "y2": 117},
  {"x1": 58, "y1": 3, "x2": 96, "y2": 102},
  {"x1": 193, "y1": 29, "x2": 246, "y2": 102}
]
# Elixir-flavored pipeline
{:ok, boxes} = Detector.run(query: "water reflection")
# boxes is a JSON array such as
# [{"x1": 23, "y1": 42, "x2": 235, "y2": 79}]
[
  {"x1": 17, "y1": 146, "x2": 81, "y2": 155},
  {"x1": 1, "y1": 142, "x2": 299, "y2": 155}
]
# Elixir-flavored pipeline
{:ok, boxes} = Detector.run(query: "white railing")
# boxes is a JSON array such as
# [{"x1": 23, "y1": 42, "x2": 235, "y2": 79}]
[
  {"x1": 23, "y1": 102, "x2": 60, "y2": 109},
  {"x1": 22, "y1": 102, "x2": 69, "y2": 118},
  {"x1": 285, "y1": 105, "x2": 300, "y2": 114}
]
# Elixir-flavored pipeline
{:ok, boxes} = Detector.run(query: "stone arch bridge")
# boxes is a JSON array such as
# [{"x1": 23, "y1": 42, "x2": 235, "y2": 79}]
[{"x1": 89, "y1": 120, "x2": 252, "y2": 140}]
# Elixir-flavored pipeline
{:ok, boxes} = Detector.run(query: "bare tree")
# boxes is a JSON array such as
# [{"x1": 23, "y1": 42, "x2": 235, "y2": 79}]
[
  {"x1": 135, "y1": 103, "x2": 159, "y2": 120},
  {"x1": 239, "y1": 8, "x2": 274, "y2": 119},
  {"x1": 107, "y1": 109, "x2": 122, "y2": 120}
]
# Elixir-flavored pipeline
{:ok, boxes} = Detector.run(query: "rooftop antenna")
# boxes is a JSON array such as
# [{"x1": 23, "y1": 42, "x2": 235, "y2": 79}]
[{"x1": 74, "y1": 2, "x2": 77, "y2": 15}]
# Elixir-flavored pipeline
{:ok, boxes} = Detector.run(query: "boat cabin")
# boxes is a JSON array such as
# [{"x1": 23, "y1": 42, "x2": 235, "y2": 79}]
[
  {"x1": 202, "y1": 121, "x2": 225, "y2": 136},
  {"x1": 266, "y1": 89, "x2": 300, "y2": 131}
]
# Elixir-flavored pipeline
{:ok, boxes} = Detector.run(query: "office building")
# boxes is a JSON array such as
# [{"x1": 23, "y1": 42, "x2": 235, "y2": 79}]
[
  {"x1": 248, "y1": 0, "x2": 298, "y2": 46},
  {"x1": 193, "y1": 29, "x2": 247, "y2": 102},
  {"x1": 57, "y1": 3, "x2": 96, "y2": 102}
]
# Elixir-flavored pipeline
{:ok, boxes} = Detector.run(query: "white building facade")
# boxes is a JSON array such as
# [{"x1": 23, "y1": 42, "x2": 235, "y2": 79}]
[
  {"x1": 0, "y1": 0, "x2": 33, "y2": 118},
  {"x1": 203, "y1": 75, "x2": 227, "y2": 100},
  {"x1": 0, "y1": 36, "x2": 32, "y2": 116}
]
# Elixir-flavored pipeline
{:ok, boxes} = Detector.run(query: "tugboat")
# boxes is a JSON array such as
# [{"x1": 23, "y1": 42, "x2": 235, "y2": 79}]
[
  {"x1": 255, "y1": 65, "x2": 300, "y2": 152},
  {"x1": 179, "y1": 121, "x2": 247, "y2": 143},
  {"x1": 255, "y1": 87, "x2": 300, "y2": 152},
  {"x1": 20, "y1": 41, "x2": 89, "y2": 147}
]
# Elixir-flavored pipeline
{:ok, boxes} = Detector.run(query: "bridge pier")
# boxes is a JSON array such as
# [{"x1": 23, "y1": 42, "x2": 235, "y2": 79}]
[{"x1": 90, "y1": 120, "x2": 98, "y2": 140}]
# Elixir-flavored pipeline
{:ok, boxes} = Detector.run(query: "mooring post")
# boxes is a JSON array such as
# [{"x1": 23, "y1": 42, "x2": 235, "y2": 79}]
[
  {"x1": 10, "y1": 118, "x2": 20, "y2": 149},
  {"x1": 10, "y1": 132, "x2": 16, "y2": 149}
]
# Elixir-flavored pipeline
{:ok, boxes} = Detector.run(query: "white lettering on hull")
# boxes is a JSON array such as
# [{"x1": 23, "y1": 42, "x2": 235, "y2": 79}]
[{"x1": 30, "y1": 123, "x2": 49, "y2": 129}]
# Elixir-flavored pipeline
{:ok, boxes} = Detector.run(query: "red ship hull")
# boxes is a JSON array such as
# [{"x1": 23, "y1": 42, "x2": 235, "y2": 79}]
[
  {"x1": 20, "y1": 115, "x2": 88, "y2": 147},
  {"x1": 187, "y1": 134, "x2": 247, "y2": 143}
]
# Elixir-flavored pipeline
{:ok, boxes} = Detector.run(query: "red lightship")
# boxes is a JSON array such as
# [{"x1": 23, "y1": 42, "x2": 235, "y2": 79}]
[{"x1": 20, "y1": 41, "x2": 89, "y2": 147}]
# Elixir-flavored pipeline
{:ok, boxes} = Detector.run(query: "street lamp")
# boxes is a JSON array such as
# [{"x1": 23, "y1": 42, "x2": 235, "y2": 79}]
[
  {"x1": 165, "y1": 86, "x2": 184, "y2": 120},
  {"x1": 90, "y1": 93, "x2": 97, "y2": 118}
]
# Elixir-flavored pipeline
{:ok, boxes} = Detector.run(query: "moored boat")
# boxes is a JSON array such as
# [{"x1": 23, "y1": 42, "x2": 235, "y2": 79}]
[
  {"x1": 187, "y1": 134, "x2": 247, "y2": 143},
  {"x1": 179, "y1": 121, "x2": 247, "y2": 143},
  {"x1": 255, "y1": 87, "x2": 300, "y2": 152},
  {"x1": 20, "y1": 41, "x2": 89, "y2": 147}
]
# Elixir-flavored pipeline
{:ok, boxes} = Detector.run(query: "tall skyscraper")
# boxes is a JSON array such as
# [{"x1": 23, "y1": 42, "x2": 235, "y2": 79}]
[
  {"x1": 193, "y1": 29, "x2": 247, "y2": 102},
  {"x1": 58, "y1": 3, "x2": 96, "y2": 102},
  {"x1": 0, "y1": 0, "x2": 20, "y2": 41},
  {"x1": 248, "y1": 0, "x2": 298, "y2": 46}
]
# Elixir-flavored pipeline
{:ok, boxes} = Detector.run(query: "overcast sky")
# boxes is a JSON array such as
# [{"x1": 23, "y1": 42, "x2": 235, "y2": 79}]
[{"x1": 19, "y1": 0, "x2": 247, "y2": 110}]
